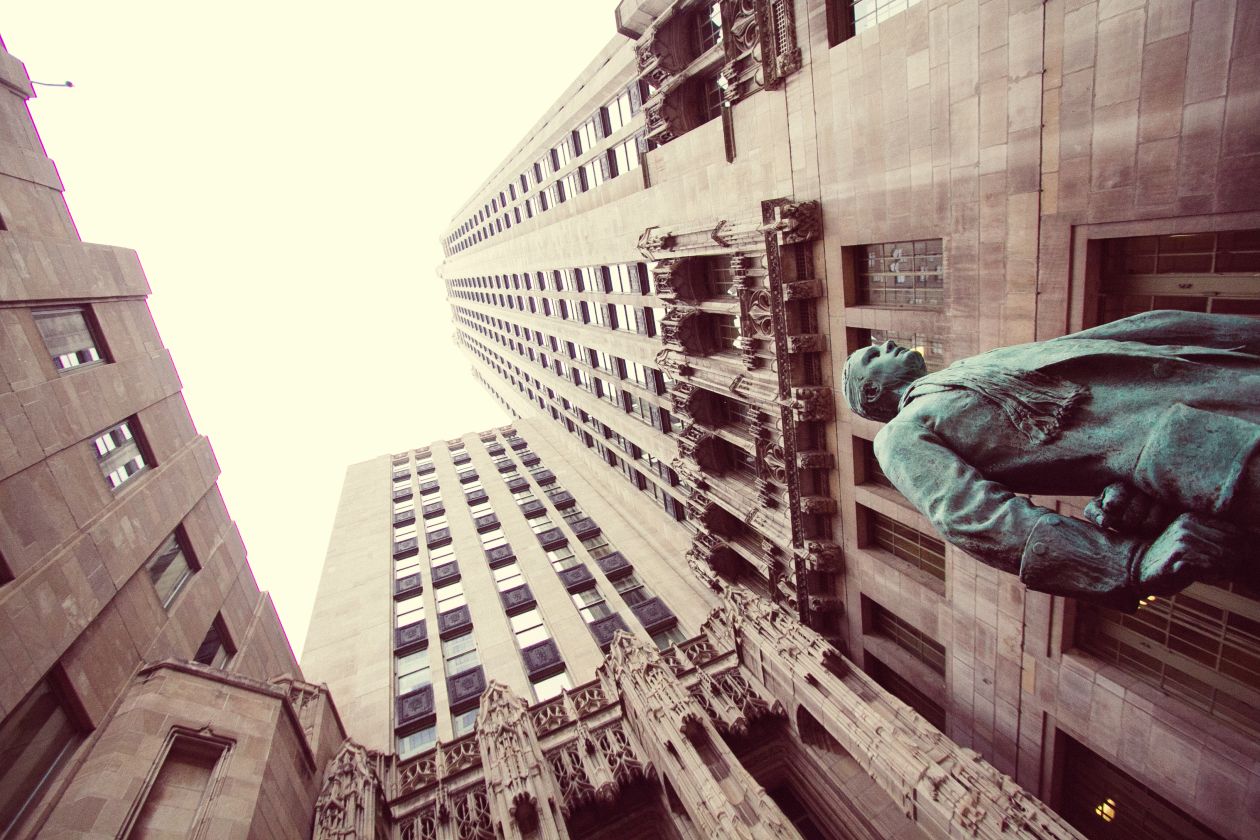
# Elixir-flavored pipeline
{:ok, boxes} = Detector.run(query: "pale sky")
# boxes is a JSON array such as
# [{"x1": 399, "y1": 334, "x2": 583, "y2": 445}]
[{"x1": 3, "y1": 1, "x2": 617, "y2": 655}]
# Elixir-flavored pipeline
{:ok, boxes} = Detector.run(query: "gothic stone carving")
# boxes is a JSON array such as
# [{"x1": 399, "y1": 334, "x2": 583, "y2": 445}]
[
  {"x1": 314, "y1": 741, "x2": 383, "y2": 840},
  {"x1": 476, "y1": 681, "x2": 568, "y2": 839},
  {"x1": 704, "y1": 590, "x2": 1082, "y2": 840},
  {"x1": 758, "y1": 199, "x2": 821, "y2": 245}
]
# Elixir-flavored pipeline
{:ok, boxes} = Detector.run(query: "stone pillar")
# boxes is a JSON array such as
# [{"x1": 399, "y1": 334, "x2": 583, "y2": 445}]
[
  {"x1": 313, "y1": 741, "x2": 386, "y2": 840},
  {"x1": 476, "y1": 681, "x2": 570, "y2": 840},
  {"x1": 704, "y1": 590, "x2": 1085, "y2": 840},
  {"x1": 598, "y1": 632, "x2": 800, "y2": 839}
]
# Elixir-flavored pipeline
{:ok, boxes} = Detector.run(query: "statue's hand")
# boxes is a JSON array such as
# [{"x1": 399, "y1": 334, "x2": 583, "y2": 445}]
[
  {"x1": 1135, "y1": 514, "x2": 1243, "y2": 596},
  {"x1": 1085, "y1": 482, "x2": 1170, "y2": 537}
]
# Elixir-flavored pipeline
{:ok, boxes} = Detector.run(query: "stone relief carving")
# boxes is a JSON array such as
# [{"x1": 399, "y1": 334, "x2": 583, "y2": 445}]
[{"x1": 313, "y1": 741, "x2": 383, "y2": 840}]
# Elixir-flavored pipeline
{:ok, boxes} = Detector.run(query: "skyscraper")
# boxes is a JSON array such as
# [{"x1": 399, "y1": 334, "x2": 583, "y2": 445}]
[
  {"x1": 302, "y1": 421, "x2": 1080, "y2": 839},
  {"x1": 415, "y1": 1, "x2": 1260, "y2": 838}
]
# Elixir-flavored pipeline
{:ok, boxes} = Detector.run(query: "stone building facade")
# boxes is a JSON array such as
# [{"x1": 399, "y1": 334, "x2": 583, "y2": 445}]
[
  {"x1": 432, "y1": 1, "x2": 1260, "y2": 838},
  {"x1": 302, "y1": 422, "x2": 1080, "y2": 839},
  {"x1": 0, "y1": 36, "x2": 345, "y2": 839}
]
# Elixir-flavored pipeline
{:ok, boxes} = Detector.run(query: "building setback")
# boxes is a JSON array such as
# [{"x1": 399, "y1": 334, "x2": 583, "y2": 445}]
[
  {"x1": 0, "y1": 36, "x2": 345, "y2": 839},
  {"x1": 421, "y1": 1, "x2": 1260, "y2": 839}
]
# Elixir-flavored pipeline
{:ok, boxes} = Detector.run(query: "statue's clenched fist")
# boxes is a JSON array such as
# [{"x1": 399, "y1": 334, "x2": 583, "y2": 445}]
[{"x1": 1134, "y1": 514, "x2": 1243, "y2": 596}]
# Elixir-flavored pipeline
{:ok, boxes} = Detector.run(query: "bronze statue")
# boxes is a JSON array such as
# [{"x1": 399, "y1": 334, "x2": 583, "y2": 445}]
[{"x1": 842, "y1": 311, "x2": 1260, "y2": 608}]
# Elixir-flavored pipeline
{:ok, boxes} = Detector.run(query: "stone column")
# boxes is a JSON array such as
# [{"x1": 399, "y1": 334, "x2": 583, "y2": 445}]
[
  {"x1": 598, "y1": 632, "x2": 800, "y2": 839},
  {"x1": 704, "y1": 589, "x2": 1085, "y2": 840}
]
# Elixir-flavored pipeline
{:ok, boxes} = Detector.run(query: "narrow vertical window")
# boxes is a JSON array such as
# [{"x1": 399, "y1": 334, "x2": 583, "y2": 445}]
[
  {"x1": 0, "y1": 675, "x2": 84, "y2": 837},
  {"x1": 145, "y1": 531, "x2": 196, "y2": 609},
  {"x1": 193, "y1": 615, "x2": 235, "y2": 668},
  {"x1": 126, "y1": 734, "x2": 227, "y2": 839}
]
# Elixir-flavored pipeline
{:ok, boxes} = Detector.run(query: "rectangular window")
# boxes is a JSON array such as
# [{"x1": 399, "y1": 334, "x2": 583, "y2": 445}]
[
  {"x1": 33, "y1": 307, "x2": 106, "y2": 372},
  {"x1": 396, "y1": 648, "x2": 432, "y2": 695},
  {"x1": 494, "y1": 561, "x2": 524, "y2": 592},
  {"x1": 865, "y1": 507, "x2": 946, "y2": 581},
  {"x1": 855, "y1": 239, "x2": 944, "y2": 308},
  {"x1": 435, "y1": 580, "x2": 466, "y2": 613},
  {"x1": 571, "y1": 586, "x2": 614, "y2": 623},
  {"x1": 1077, "y1": 581, "x2": 1260, "y2": 735},
  {"x1": 93, "y1": 419, "x2": 149, "y2": 490},
  {"x1": 396, "y1": 593, "x2": 425, "y2": 628},
  {"x1": 867, "y1": 652, "x2": 946, "y2": 730},
  {"x1": 651, "y1": 625, "x2": 688, "y2": 650},
  {"x1": 868, "y1": 329, "x2": 945, "y2": 372},
  {"x1": 193, "y1": 615, "x2": 235, "y2": 668},
  {"x1": 145, "y1": 531, "x2": 195, "y2": 609},
  {"x1": 612, "y1": 571, "x2": 652, "y2": 606},
  {"x1": 442, "y1": 632, "x2": 479, "y2": 676},
  {"x1": 126, "y1": 734, "x2": 226, "y2": 839},
  {"x1": 0, "y1": 674, "x2": 82, "y2": 836},
  {"x1": 532, "y1": 671, "x2": 572, "y2": 702},
  {"x1": 452, "y1": 707, "x2": 479, "y2": 737},
  {"x1": 397, "y1": 725, "x2": 437, "y2": 760},
  {"x1": 510, "y1": 608, "x2": 551, "y2": 648},
  {"x1": 870, "y1": 601, "x2": 946, "y2": 675}
]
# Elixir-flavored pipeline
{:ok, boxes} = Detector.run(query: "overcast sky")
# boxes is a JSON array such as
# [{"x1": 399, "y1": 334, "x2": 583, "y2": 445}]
[{"x1": 4, "y1": 1, "x2": 616, "y2": 656}]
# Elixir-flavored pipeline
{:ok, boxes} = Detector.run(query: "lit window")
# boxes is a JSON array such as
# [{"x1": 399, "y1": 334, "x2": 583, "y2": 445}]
[
  {"x1": 145, "y1": 531, "x2": 195, "y2": 609},
  {"x1": 92, "y1": 419, "x2": 148, "y2": 490},
  {"x1": 33, "y1": 307, "x2": 106, "y2": 372}
]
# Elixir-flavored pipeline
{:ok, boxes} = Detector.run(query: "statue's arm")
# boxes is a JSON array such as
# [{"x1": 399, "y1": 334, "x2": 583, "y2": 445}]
[
  {"x1": 1058, "y1": 310, "x2": 1260, "y2": 353},
  {"x1": 875, "y1": 419, "x2": 1143, "y2": 608}
]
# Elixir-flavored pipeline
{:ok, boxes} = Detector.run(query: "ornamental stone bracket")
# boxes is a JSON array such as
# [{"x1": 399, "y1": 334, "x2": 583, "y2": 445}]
[
  {"x1": 781, "y1": 386, "x2": 834, "y2": 422},
  {"x1": 638, "y1": 214, "x2": 766, "y2": 260},
  {"x1": 719, "y1": 0, "x2": 765, "y2": 106},
  {"x1": 652, "y1": 257, "x2": 704, "y2": 303},
  {"x1": 757, "y1": 0, "x2": 803, "y2": 89},
  {"x1": 598, "y1": 632, "x2": 801, "y2": 839},
  {"x1": 678, "y1": 423, "x2": 732, "y2": 475},
  {"x1": 758, "y1": 199, "x2": 821, "y2": 246},
  {"x1": 314, "y1": 740, "x2": 388, "y2": 840},
  {"x1": 703, "y1": 590, "x2": 1085, "y2": 840}
]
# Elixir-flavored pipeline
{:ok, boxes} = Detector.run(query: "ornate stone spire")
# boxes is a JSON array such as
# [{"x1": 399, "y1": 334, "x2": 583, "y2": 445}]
[
  {"x1": 599, "y1": 631, "x2": 800, "y2": 839},
  {"x1": 476, "y1": 680, "x2": 570, "y2": 839},
  {"x1": 313, "y1": 740, "x2": 384, "y2": 840},
  {"x1": 704, "y1": 590, "x2": 1084, "y2": 840}
]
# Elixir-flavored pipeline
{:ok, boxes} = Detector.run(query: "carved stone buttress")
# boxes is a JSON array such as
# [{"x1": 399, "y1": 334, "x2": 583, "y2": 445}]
[
  {"x1": 704, "y1": 591, "x2": 1085, "y2": 840},
  {"x1": 313, "y1": 741, "x2": 386, "y2": 840},
  {"x1": 598, "y1": 632, "x2": 801, "y2": 839},
  {"x1": 476, "y1": 681, "x2": 570, "y2": 839}
]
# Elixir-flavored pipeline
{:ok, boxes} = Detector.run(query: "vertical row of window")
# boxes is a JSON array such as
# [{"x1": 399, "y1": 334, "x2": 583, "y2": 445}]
[
  {"x1": 454, "y1": 328, "x2": 686, "y2": 523},
  {"x1": 442, "y1": 82, "x2": 645, "y2": 256},
  {"x1": 494, "y1": 436, "x2": 686, "y2": 652}
]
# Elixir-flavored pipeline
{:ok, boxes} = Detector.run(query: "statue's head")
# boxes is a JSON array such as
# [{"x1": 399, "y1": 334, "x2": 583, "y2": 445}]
[{"x1": 842, "y1": 341, "x2": 928, "y2": 422}]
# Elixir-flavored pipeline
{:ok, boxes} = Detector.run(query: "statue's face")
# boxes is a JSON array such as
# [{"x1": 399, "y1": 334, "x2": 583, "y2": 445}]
[
  {"x1": 853, "y1": 341, "x2": 926, "y2": 382},
  {"x1": 842, "y1": 341, "x2": 928, "y2": 421}
]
